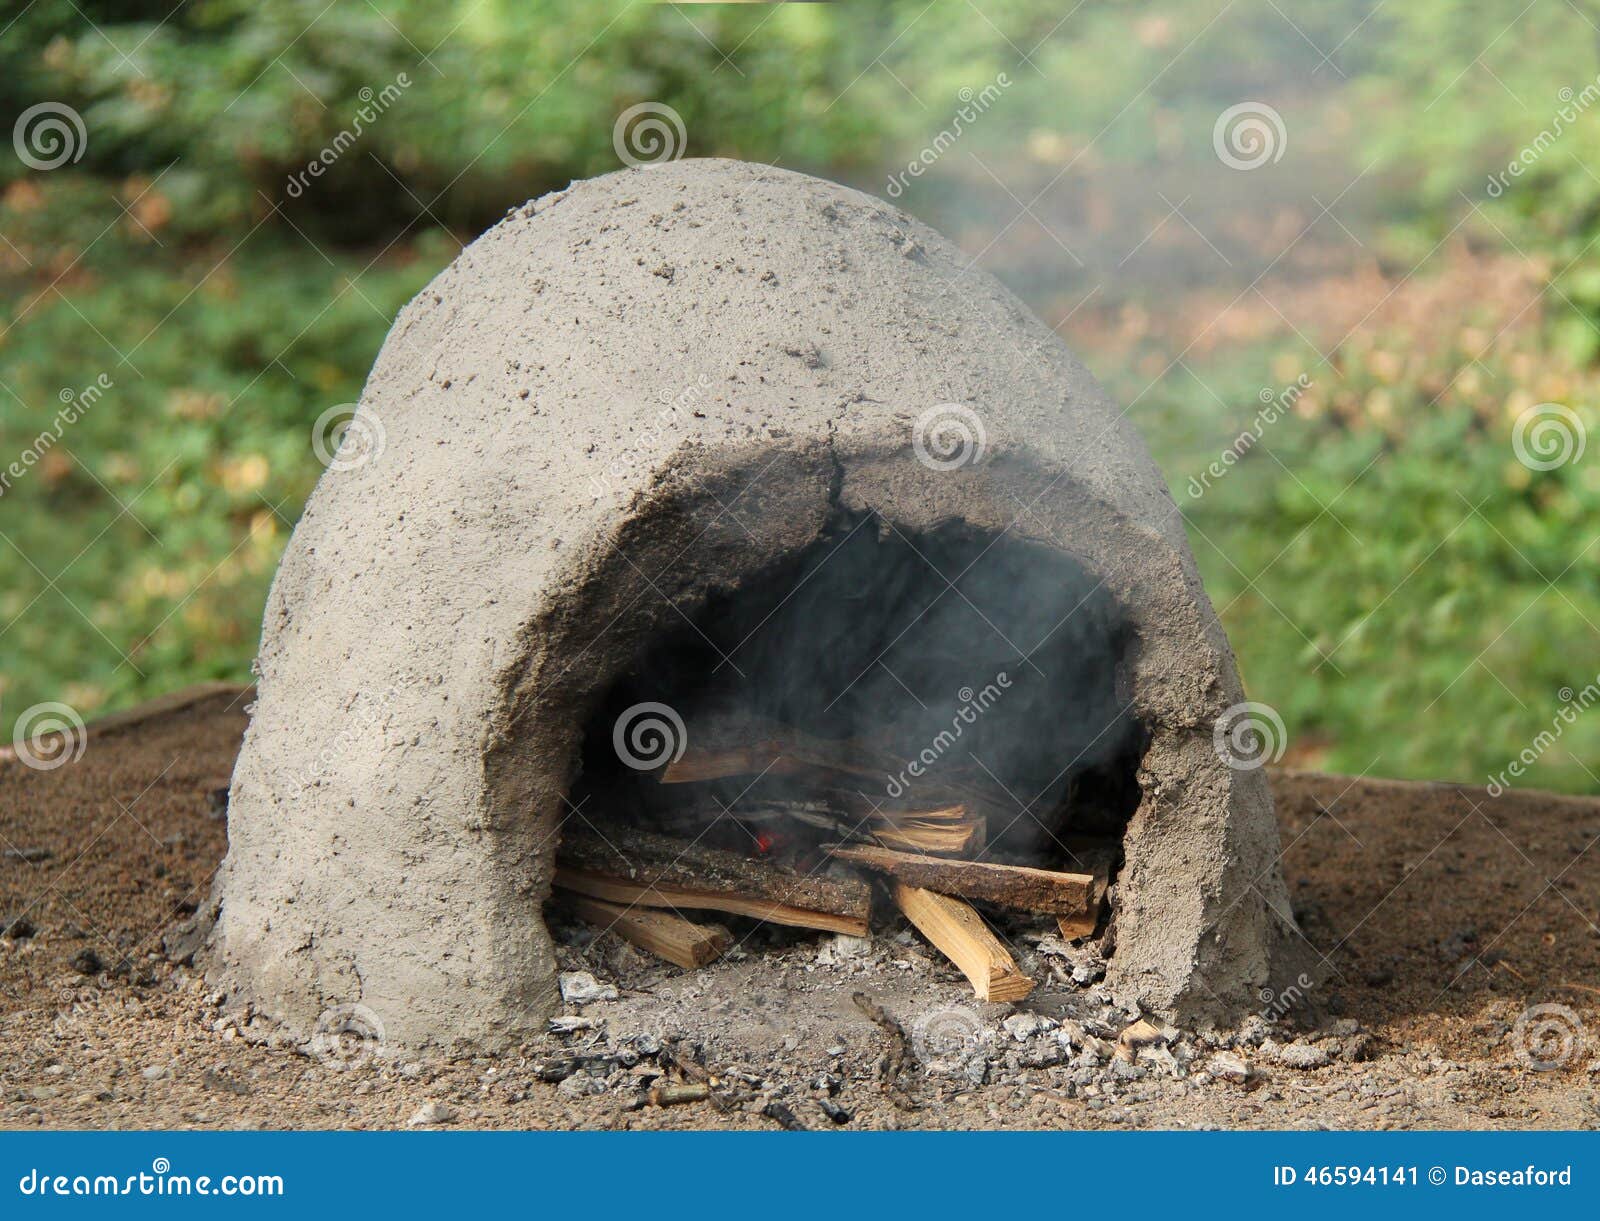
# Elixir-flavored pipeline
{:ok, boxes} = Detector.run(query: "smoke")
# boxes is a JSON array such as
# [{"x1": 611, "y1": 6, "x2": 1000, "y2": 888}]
[{"x1": 586, "y1": 509, "x2": 1144, "y2": 863}]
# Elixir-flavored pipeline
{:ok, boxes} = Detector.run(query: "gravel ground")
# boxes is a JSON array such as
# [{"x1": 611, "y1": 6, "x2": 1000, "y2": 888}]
[{"x1": 2, "y1": 688, "x2": 1596, "y2": 1130}]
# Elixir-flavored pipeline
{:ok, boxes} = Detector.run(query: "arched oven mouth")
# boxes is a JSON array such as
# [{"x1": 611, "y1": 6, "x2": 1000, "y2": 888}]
[{"x1": 551, "y1": 508, "x2": 1149, "y2": 1000}]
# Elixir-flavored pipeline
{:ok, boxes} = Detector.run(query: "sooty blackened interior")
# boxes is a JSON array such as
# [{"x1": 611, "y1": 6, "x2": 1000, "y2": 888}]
[{"x1": 559, "y1": 511, "x2": 1148, "y2": 987}]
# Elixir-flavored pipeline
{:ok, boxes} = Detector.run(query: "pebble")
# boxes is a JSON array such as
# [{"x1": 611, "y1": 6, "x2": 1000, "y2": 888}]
[
  {"x1": 70, "y1": 949, "x2": 104, "y2": 975},
  {"x1": 1209, "y1": 1052, "x2": 1250, "y2": 1084},
  {"x1": 548, "y1": 1016, "x2": 600, "y2": 1035},
  {"x1": 1002, "y1": 1012, "x2": 1056, "y2": 1041},
  {"x1": 140, "y1": 1065, "x2": 170, "y2": 1081},
  {"x1": 815, "y1": 934, "x2": 871, "y2": 966},
  {"x1": 3, "y1": 916, "x2": 36, "y2": 940},
  {"x1": 557, "y1": 971, "x2": 618, "y2": 1004},
  {"x1": 556, "y1": 1074, "x2": 606, "y2": 1099},
  {"x1": 406, "y1": 1101, "x2": 456, "y2": 1127},
  {"x1": 1277, "y1": 1042, "x2": 1332, "y2": 1070}
]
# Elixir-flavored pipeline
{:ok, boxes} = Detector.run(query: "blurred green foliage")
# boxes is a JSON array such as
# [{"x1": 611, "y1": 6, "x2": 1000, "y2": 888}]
[{"x1": 5, "y1": 0, "x2": 1600, "y2": 794}]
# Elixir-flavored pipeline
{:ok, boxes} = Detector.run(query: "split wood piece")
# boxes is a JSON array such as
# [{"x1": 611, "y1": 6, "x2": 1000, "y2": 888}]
[
  {"x1": 870, "y1": 802, "x2": 970, "y2": 825},
  {"x1": 649, "y1": 797, "x2": 854, "y2": 837},
  {"x1": 558, "y1": 891, "x2": 732, "y2": 969},
  {"x1": 660, "y1": 728, "x2": 895, "y2": 786},
  {"x1": 870, "y1": 816, "x2": 984, "y2": 856},
  {"x1": 556, "y1": 826, "x2": 871, "y2": 936},
  {"x1": 824, "y1": 843, "x2": 1097, "y2": 917},
  {"x1": 1056, "y1": 837, "x2": 1116, "y2": 940},
  {"x1": 890, "y1": 881, "x2": 1033, "y2": 1002},
  {"x1": 557, "y1": 868, "x2": 869, "y2": 937},
  {"x1": 661, "y1": 723, "x2": 1001, "y2": 811}
]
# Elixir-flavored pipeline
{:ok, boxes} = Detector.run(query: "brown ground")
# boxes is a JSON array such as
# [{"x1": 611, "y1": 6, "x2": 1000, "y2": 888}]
[{"x1": 1, "y1": 688, "x2": 1596, "y2": 1130}]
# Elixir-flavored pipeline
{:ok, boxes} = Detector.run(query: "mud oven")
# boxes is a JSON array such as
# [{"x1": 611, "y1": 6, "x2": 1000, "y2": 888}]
[{"x1": 205, "y1": 158, "x2": 1305, "y2": 1054}]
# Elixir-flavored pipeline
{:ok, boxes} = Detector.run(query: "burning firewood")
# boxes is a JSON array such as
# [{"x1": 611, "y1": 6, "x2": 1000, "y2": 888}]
[
  {"x1": 556, "y1": 827, "x2": 871, "y2": 936},
  {"x1": 890, "y1": 881, "x2": 1034, "y2": 1002},
  {"x1": 824, "y1": 843, "x2": 1097, "y2": 917},
  {"x1": 869, "y1": 815, "x2": 984, "y2": 856},
  {"x1": 558, "y1": 892, "x2": 732, "y2": 969},
  {"x1": 869, "y1": 802, "x2": 971, "y2": 824}
]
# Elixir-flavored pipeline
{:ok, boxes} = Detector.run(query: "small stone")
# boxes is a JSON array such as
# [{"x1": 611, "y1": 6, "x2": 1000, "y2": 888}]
[
  {"x1": 3, "y1": 915, "x2": 35, "y2": 940},
  {"x1": 1018, "y1": 1041, "x2": 1065, "y2": 1069},
  {"x1": 406, "y1": 1101, "x2": 456, "y2": 1127},
  {"x1": 4, "y1": 847, "x2": 52, "y2": 863},
  {"x1": 1210, "y1": 1051, "x2": 1250, "y2": 1084},
  {"x1": 548, "y1": 1015, "x2": 600, "y2": 1035},
  {"x1": 70, "y1": 948, "x2": 104, "y2": 975},
  {"x1": 1002, "y1": 1012, "x2": 1056, "y2": 1041},
  {"x1": 1276, "y1": 1041, "x2": 1331, "y2": 1070},
  {"x1": 1076, "y1": 1034, "x2": 1115, "y2": 1065},
  {"x1": 1340, "y1": 1033, "x2": 1375, "y2": 1063},
  {"x1": 962, "y1": 1054, "x2": 988, "y2": 1086},
  {"x1": 556, "y1": 1073, "x2": 607, "y2": 1099},
  {"x1": 558, "y1": 971, "x2": 618, "y2": 1004},
  {"x1": 140, "y1": 1065, "x2": 170, "y2": 1081},
  {"x1": 1235, "y1": 1014, "x2": 1270, "y2": 1045},
  {"x1": 1117, "y1": 1017, "x2": 1173, "y2": 1060},
  {"x1": 815, "y1": 934, "x2": 871, "y2": 966}
]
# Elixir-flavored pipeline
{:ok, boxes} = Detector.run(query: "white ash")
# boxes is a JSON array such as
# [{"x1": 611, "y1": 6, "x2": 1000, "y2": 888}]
[{"x1": 558, "y1": 971, "x2": 618, "y2": 1004}]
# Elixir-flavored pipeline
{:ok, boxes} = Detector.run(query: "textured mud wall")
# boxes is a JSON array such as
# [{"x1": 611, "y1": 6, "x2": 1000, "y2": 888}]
[{"x1": 208, "y1": 158, "x2": 1304, "y2": 1053}]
